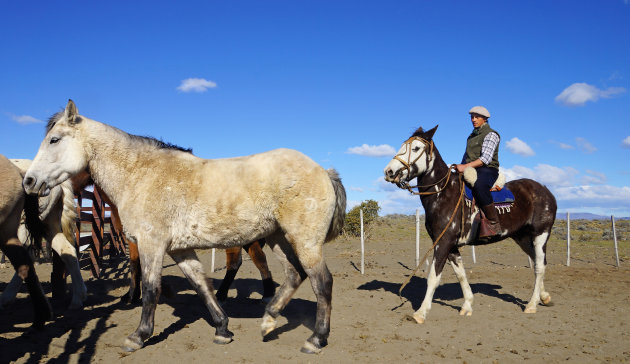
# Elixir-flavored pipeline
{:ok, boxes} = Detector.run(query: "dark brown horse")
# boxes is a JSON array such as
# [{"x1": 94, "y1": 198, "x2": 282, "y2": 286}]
[
  {"x1": 71, "y1": 172, "x2": 275, "y2": 304},
  {"x1": 0, "y1": 154, "x2": 51, "y2": 328},
  {"x1": 384, "y1": 126, "x2": 556, "y2": 323}
]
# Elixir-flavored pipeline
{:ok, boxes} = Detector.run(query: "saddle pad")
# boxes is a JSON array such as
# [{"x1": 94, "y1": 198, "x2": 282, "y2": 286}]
[{"x1": 465, "y1": 185, "x2": 515, "y2": 204}]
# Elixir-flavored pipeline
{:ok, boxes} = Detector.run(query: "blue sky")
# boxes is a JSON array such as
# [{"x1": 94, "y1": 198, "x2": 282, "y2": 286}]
[{"x1": 1, "y1": 1, "x2": 629, "y2": 216}]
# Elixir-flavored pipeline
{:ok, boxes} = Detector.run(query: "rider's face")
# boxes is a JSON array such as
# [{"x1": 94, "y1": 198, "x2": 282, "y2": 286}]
[{"x1": 470, "y1": 113, "x2": 487, "y2": 128}]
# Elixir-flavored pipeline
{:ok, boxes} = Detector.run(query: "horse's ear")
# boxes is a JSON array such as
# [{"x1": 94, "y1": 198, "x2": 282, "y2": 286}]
[
  {"x1": 65, "y1": 99, "x2": 79, "y2": 124},
  {"x1": 425, "y1": 125, "x2": 438, "y2": 140}
]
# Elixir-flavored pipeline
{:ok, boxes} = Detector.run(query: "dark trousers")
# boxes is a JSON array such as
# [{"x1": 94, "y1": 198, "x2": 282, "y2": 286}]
[{"x1": 472, "y1": 167, "x2": 498, "y2": 207}]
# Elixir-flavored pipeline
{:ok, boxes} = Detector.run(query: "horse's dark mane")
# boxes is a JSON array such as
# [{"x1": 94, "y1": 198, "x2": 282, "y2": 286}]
[
  {"x1": 46, "y1": 111, "x2": 64, "y2": 134},
  {"x1": 128, "y1": 134, "x2": 193, "y2": 154},
  {"x1": 411, "y1": 127, "x2": 425, "y2": 138},
  {"x1": 46, "y1": 110, "x2": 192, "y2": 154}
]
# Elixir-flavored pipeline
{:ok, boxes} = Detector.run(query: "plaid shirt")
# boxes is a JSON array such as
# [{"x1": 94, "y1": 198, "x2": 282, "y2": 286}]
[{"x1": 462, "y1": 131, "x2": 500, "y2": 165}]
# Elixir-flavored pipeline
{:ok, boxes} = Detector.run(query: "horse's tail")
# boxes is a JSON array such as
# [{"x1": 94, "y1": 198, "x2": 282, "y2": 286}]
[
  {"x1": 23, "y1": 193, "x2": 46, "y2": 253},
  {"x1": 60, "y1": 180, "x2": 78, "y2": 245},
  {"x1": 325, "y1": 168, "x2": 346, "y2": 243}
]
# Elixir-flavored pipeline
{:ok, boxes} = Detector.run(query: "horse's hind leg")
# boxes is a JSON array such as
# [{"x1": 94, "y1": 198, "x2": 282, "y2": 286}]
[
  {"x1": 169, "y1": 249, "x2": 233, "y2": 344},
  {"x1": 261, "y1": 235, "x2": 307, "y2": 339},
  {"x1": 448, "y1": 247, "x2": 474, "y2": 317},
  {"x1": 516, "y1": 232, "x2": 550, "y2": 313},
  {"x1": 246, "y1": 239, "x2": 275, "y2": 302},
  {"x1": 216, "y1": 247, "x2": 242, "y2": 302}
]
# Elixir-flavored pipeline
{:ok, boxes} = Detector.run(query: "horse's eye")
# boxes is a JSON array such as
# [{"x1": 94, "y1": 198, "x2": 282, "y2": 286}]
[
  {"x1": 50, "y1": 137, "x2": 60, "y2": 144},
  {"x1": 412, "y1": 147, "x2": 420, "y2": 152}
]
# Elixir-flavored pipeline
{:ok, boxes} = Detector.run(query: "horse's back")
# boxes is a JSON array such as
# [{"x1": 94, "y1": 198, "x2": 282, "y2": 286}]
[{"x1": 505, "y1": 178, "x2": 557, "y2": 226}]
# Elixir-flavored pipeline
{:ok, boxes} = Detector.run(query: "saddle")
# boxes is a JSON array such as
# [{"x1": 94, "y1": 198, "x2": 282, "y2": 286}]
[{"x1": 463, "y1": 167, "x2": 515, "y2": 211}]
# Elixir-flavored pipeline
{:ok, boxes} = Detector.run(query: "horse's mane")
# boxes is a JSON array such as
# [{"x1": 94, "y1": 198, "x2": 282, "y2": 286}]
[
  {"x1": 46, "y1": 110, "x2": 192, "y2": 154},
  {"x1": 128, "y1": 134, "x2": 193, "y2": 154},
  {"x1": 46, "y1": 111, "x2": 64, "y2": 134},
  {"x1": 411, "y1": 127, "x2": 426, "y2": 139}
]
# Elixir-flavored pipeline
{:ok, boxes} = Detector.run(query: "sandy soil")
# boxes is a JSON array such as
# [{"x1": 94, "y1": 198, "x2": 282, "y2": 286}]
[{"x1": 1, "y1": 234, "x2": 629, "y2": 363}]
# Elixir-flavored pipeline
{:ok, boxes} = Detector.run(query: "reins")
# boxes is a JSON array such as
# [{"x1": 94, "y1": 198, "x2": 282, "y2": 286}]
[{"x1": 389, "y1": 135, "x2": 467, "y2": 299}]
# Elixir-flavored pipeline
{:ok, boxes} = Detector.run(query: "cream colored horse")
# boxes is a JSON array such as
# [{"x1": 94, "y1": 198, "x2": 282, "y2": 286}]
[
  {"x1": 24, "y1": 100, "x2": 346, "y2": 354},
  {"x1": 0, "y1": 159, "x2": 87, "y2": 310}
]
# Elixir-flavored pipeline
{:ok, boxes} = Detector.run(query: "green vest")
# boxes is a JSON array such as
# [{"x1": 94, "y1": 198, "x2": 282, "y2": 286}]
[{"x1": 464, "y1": 123, "x2": 500, "y2": 169}]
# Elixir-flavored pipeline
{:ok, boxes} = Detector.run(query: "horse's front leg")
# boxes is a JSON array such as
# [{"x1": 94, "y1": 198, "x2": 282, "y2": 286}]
[
  {"x1": 448, "y1": 247, "x2": 474, "y2": 316},
  {"x1": 413, "y1": 247, "x2": 449, "y2": 324},
  {"x1": 169, "y1": 249, "x2": 233, "y2": 344},
  {"x1": 49, "y1": 231, "x2": 87, "y2": 309},
  {"x1": 123, "y1": 241, "x2": 166, "y2": 352},
  {"x1": 125, "y1": 241, "x2": 142, "y2": 304}
]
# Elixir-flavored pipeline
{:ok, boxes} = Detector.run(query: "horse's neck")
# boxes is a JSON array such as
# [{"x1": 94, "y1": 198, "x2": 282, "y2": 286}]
[
  {"x1": 82, "y1": 120, "x2": 145, "y2": 208},
  {"x1": 418, "y1": 153, "x2": 460, "y2": 214}
]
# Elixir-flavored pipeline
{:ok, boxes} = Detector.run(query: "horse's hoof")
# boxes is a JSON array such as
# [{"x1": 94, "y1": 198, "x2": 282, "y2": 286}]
[
  {"x1": 541, "y1": 295, "x2": 552, "y2": 305},
  {"x1": 459, "y1": 309, "x2": 472, "y2": 317},
  {"x1": 300, "y1": 341, "x2": 322, "y2": 354},
  {"x1": 412, "y1": 312, "x2": 425, "y2": 324},
  {"x1": 123, "y1": 336, "x2": 144, "y2": 352},
  {"x1": 524, "y1": 307, "x2": 537, "y2": 314},
  {"x1": 261, "y1": 314, "x2": 277, "y2": 337},
  {"x1": 213, "y1": 335, "x2": 233, "y2": 345}
]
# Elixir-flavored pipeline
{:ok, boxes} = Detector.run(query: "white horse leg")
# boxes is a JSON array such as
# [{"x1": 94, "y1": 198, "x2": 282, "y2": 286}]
[
  {"x1": 413, "y1": 258, "x2": 443, "y2": 324},
  {"x1": 168, "y1": 249, "x2": 233, "y2": 344},
  {"x1": 51, "y1": 233, "x2": 87, "y2": 309},
  {"x1": 0, "y1": 272, "x2": 23, "y2": 309},
  {"x1": 524, "y1": 232, "x2": 549, "y2": 313},
  {"x1": 449, "y1": 252, "x2": 473, "y2": 317}
]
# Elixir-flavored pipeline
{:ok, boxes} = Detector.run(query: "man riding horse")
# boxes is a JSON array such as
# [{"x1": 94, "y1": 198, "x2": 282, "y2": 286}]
[{"x1": 455, "y1": 106, "x2": 501, "y2": 239}]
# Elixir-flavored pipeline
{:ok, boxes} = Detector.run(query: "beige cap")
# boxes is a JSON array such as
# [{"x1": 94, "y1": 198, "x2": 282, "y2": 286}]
[{"x1": 468, "y1": 106, "x2": 490, "y2": 118}]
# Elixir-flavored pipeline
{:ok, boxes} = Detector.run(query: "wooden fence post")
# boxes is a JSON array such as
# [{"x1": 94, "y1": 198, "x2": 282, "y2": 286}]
[
  {"x1": 211, "y1": 248, "x2": 216, "y2": 273},
  {"x1": 471, "y1": 245, "x2": 477, "y2": 264},
  {"x1": 360, "y1": 209, "x2": 364, "y2": 275},
  {"x1": 415, "y1": 209, "x2": 420, "y2": 267},
  {"x1": 612, "y1": 215, "x2": 620, "y2": 267},
  {"x1": 566, "y1": 212, "x2": 571, "y2": 267}
]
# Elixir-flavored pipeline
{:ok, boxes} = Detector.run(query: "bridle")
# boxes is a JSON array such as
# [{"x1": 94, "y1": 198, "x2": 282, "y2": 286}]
[{"x1": 391, "y1": 136, "x2": 452, "y2": 196}]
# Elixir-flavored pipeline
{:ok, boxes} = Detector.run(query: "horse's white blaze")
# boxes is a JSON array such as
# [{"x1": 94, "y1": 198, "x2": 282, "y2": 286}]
[{"x1": 383, "y1": 139, "x2": 431, "y2": 183}]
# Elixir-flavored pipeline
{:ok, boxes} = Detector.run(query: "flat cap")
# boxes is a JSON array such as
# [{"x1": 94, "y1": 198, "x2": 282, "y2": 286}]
[{"x1": 468, "y1": 106, "x2": 490, "y2": 118}]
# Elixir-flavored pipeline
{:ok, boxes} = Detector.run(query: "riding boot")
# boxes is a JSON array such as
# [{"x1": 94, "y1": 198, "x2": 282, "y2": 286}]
[{"x1": 479, "y1": 203, "x2": 502, "y2": 239}]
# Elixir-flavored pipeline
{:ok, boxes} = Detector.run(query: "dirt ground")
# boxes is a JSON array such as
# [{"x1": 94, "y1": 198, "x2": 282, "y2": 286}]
[{"x1": 1, "y1": 231, "x2": 629, "y2": 363}]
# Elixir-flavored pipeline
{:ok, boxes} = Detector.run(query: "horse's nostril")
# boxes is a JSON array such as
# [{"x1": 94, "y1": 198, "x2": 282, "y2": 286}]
[{"x1": 24, "y1": 176, "x2": 35, "y2": 188}]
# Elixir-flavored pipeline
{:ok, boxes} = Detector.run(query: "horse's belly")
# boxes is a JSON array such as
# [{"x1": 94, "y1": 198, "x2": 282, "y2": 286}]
[{"x1": 168, "y1": 217, "x2": 276, "y2": 251}]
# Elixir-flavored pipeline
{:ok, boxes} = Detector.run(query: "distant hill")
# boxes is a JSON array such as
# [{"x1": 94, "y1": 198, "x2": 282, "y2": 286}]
[{"x1": 556, "y1": 212, "x2": 630, "y2": 220}]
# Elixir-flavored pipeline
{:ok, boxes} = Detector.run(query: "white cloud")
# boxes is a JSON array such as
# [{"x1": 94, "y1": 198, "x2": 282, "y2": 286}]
[
  {"x1": 575, "y1": 137, "x2": 597, "y2": 153},
  {"x1": 581, "y1": 170, "x2": 607, "y2": 185},
  {"x1": 346, "y1": 144, "x2": 396, "y2": 157},
  {"x1": 8, "y1": 113, "x2": 42, "y2": 124},
  {"x1": 176, "y1": 78, "x2": 217, "y2": 93},
  {"x1": 554, "y1": 185, "x2": 630, "y2": 206},
  {"x1": 501, "y1": 164, "x2": 579, "y2": 187},
  {"x1": 505, "y1": 137, "x2": 535, "y2": 157},
  {"x1": 350, "y1": 186, "x2": 364, "y2": 192},
  {"x1": 549, "y1": 140, "x2": 574, "y2": 150},
  {"x1": 622, "y1": 136, "x2": 630, "y2": 148},
  {"x1": 555, "y1": 82, "x2": 626, "y2": 106}
]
